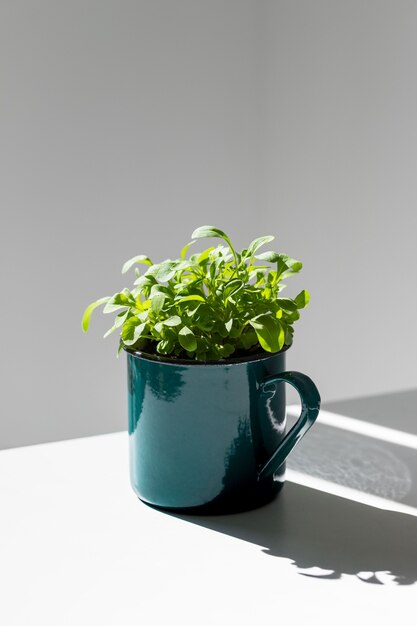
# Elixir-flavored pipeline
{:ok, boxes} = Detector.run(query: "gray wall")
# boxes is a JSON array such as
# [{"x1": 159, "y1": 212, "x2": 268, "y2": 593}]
[
  {"x1": 261, "y1": 0, "x2": 417, "y2": 402},
  {"x1": 1, "y1": 1, "x2": 416, "y2": 449},
  {"x1": 0, "y1": 0, "x2": 267, "y2": 449}
]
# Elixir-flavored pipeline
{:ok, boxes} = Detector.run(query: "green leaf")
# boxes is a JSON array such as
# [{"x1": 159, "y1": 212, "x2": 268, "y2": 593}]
[
  {"x1": 155, "y1": 260, "x2": 190, "y2": 282},
  {"x1": 103, "y1": 325, "x2": 117, "y2": 339},
  {"x1": 84, "y1": 226, "x2": 309, "y2": 362},
  {"x1": 209, "y1": 260, "x2": 218, "y2": 280},
  {"x1": 196, "y1": 336, "x2": 210, "y2": 352},
  {"x1": 163, "y1": 315, "x2": 182, "y2": 327},
  {"x1": 137, "y1": 310, "x2": 149, "y2": 322},
  {"x1": 214, "y1": 320, "x2": 229, "y2": 338},
  {"x1": 122, "y1": 318, "x2": 147, "y2": 346},
  {"x1": 117, "y1": 338, "x2": 124, "y2": 357},
  {"x1": 278, "y1": 255, "x2": 302, "y2": 277},
  {"x1": 175, "y1": 295, "x2": 206, "y2": 303},
  {"x1": 115, "y1": 310, "x2": 130, "y2": 325},
  {"x1": 247, "y1": 235, "x2": 275, "y2": 257},
  {"x1": 194, "y1": 307, "x2": 214, "y2": 331},
  {"x1": 122, "y1": 255, "x2": 152, "y2": 274},
  {"x1": 229, "y1": 322, "x2": 242, "y2": 339},
  {"x1": 223, "y1": 279, "x2": 243, "y2": 301},
  {"x1": 240, "y1": 329, "x2": 258, "y2": 350},
  {"x1": 277, "y1": 298, "x2": 298, "y2": 311},
  {"x1": 255, "y1": 251, "x2": 280, "y2": 263},
  {"x1": 134, "y1": 274, "x2": 155, "y2": 290},
  {"x1": 174, "y1": 276, "x2": 203, "y2": 294},
  {"x1": 103, "y1": 310, "x2": 130, "y2": 338},
  {"x1": 294, "y1": 289, "x2": 310, "y2": 309},
  {"x1": 103, "y1": 289, "x2": 135, "y2": 313},
  {"x1": 181, "y1": 240, "x2": 196, "y2": 259},
  {"x1": 178, "y1": 326, "x2": 197, "y2": 352},
  {"x1": 130, "y1": 323, "x2": 147, "y2": 345},
  {"x1": 198, "y1": 247, "x2": 215, "y2": 265},
  {"x1": 280, "y1": 321, "x2": 293, "y2": 347},
  {"x1": 185, "y1": 302, "x2": 202, "y2": 318},
  {"x1": 81, "y1": 297, "x2": 110, "y2": 332},
  {"x1": 285, "y1": 309, "x2": 300, "y2": 323},
  {"x1": 151, "y1": 292, "x2": 165, "y2": 314},
  {"x1": 157, "y1": 339, "x2": 174, "y2": 354},
  {"x1": 218, "y1": 343, "x2": 235, "y2": 358},
  {"x1": 150, "y1": 284, "x2": 168, "y2": 298},
  {"x1": 256, "y1": 252, "x2": 302, "y2": 275},
  {"x1": 154, "y1": 261, "x2": 177, "y2": 282},
  {"x1": 249, "y1": 315, "x2": 285, "y2": 353},
  {"x1": 191, "y1": 225, "x2": 229, "y2": 241}
]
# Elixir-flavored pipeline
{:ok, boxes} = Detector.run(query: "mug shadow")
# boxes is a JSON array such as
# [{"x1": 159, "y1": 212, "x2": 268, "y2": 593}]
[{"x1": 171, "y1": 481, "x2": 417, "y2": 585}]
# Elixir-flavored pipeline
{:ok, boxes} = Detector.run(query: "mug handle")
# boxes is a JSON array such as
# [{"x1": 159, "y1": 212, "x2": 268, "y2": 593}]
[{"x1": 257, "y1": 371, "x2": 321, "y2": 480}]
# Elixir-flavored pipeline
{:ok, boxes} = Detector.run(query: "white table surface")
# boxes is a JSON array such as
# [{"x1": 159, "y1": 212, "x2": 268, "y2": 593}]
[{"x1": 1, "y1": 406, "x2": 416, "y2": 626}]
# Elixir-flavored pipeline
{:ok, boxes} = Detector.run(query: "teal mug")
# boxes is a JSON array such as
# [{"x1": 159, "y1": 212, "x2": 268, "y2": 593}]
[{"x1": 126, "y1": 347, "x2": 320, "y2": 514}]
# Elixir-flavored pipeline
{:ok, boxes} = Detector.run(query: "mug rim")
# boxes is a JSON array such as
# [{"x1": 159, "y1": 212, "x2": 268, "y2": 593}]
[{"x1": 123, "y1": 343, "x2": 290, "y2": 366}]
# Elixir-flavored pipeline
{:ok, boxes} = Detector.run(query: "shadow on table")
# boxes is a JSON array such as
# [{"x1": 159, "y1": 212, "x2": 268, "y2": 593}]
[
  {"x1": 173, "y1": 481, "x2": 417, "y2": 585},
  {"x1": 286, "y1": 387, "x2": 417, "y2": 508},
  {"x1": 172, "y1": 388, "x2": 417, "y2": 585}
]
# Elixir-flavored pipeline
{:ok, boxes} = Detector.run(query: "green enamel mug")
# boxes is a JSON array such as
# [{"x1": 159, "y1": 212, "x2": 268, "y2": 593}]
[{"x1": 127, "y1": 346, "x2": 320, "y2": 514}]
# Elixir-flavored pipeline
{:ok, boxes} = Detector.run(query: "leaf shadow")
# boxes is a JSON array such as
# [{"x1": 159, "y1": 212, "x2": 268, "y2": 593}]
[{"x1": 171, "y1": 481, "x2": 417, "y2": 585}]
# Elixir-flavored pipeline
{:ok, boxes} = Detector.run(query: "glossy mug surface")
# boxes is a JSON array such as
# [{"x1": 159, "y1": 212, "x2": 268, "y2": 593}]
[{"x1": 127, "y1": 348, "x2": 320, "y2": 514}]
